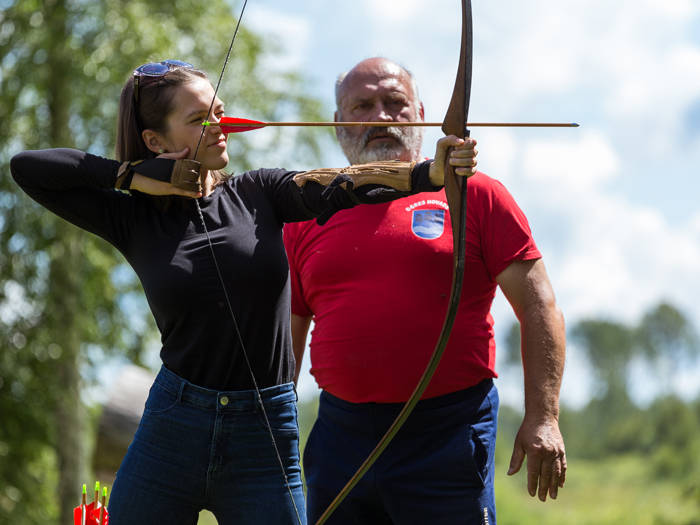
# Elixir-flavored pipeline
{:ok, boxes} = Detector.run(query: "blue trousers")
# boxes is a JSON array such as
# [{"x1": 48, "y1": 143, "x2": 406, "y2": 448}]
[
  {"x1": 108, "y1": 365, "x2": 306, "y2": 524},
  {"x1": 305, "y1": 380, "x2": 498, "y2": 525}
]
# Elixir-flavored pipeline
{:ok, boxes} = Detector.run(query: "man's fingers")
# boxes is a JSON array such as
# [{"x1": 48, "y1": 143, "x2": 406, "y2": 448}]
[
  {"x1": 560, "y1": 453, "x2": 567, "y2": 487},
  {"x1": 527, "y1": 456, "x2": 540, "y2": 498},
  {"x1": 538, "y1": 457, "x2": 554, "y2": 502},
  {"x1": 507, "y1": 443, "x2": 525, "y2": 476},
  {"x1": 449, "y1": 154, "x2": 477, "y2": 176},
  {"x1": 447, "y1": 138, "x2": 477, "y2": 177},
  {"x1": 549, "y1": 458, "x2": 562, "y2": 500}
]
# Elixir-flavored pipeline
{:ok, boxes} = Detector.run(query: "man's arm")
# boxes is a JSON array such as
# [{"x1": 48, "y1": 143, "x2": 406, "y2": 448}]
[
  {"x1": 496, "y1": 258, "x2": 566, "y2": 502},
  {"x1": 291, "y1": 314, "x2": 313, "y2": 385}
]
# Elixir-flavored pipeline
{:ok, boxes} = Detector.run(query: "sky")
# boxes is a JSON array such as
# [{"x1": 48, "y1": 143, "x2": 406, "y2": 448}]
[{"x1": 237, "y1": 0, "x2": 700, "y2": 408}]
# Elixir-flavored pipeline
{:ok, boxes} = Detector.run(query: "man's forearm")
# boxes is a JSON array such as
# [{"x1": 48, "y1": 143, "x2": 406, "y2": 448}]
[
  {"x1": 520, "y1": 300, "x2": 566, "y2": 420},
  {"x1": 498, "y1": 255, "x2": 567, "y2": 500}
]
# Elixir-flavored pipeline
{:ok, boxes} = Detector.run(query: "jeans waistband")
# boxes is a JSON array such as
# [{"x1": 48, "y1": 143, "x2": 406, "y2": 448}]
[
  {"x1": 321, "y1": 379, "x2": 494, "y2": 412},
  {"x1": 154, "y1": 365, "x2": 296, "y2": 411}
]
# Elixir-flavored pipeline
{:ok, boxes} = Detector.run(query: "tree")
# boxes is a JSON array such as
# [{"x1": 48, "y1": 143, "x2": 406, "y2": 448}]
[
  {"x1": 635, "y1": 302, "x2": 700, "y2": 394},
  {"x1": 571, "y1": 319, "x2": 636, "y2": 404},
  {"x1": 0, "y1": 1, "x2": 325, "y2": 522}
]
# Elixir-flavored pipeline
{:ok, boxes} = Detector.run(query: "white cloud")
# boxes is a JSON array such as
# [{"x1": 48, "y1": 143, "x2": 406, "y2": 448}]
[
  {"x1": 364, "y1": 0, "x2": 425, "y2": 23},
  {"x1": 523, "y1": 131, "x2": 619, "y2": 192},
  {"x1": 245, "y1": 5, "x2": 310, "y2": 70}
]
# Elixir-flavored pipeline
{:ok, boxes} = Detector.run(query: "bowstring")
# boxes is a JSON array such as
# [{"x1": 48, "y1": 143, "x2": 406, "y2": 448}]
[
  {"x1": 192, "y1": 1, "x2": 303, "y2": 523},
  {"x1": 193, "y1": 0, "x2": 247, "y2": 160}
]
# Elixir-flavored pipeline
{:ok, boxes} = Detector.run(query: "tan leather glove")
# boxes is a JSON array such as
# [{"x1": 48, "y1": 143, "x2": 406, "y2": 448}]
[
  {"x1": 115, "y1": 158, "x2": 201, "y2": 193},
  {"x1": 292, "y1": 161, "x2": 415, "y2": 191}
]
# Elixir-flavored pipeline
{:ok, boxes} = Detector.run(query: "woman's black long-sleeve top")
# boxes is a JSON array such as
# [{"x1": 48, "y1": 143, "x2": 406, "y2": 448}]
[{"x1": 10, "y1": 149, "x2": 435, "y2": 390}]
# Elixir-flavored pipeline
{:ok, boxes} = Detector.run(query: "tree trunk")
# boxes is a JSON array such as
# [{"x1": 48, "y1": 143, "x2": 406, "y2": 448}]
[
  {"x1": 45, "y1": 0, "x2": 90, "y2": 522},
  {"x1": 50, "y1": 226, "x2": 90, "y2": 525}
]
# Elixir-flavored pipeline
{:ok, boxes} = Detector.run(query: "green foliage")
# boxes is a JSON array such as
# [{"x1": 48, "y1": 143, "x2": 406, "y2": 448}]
[
  {"x1": 572, "y1": 318, "x2": 636, "y2": 401},
  {"x1": 636, "y1": 302, "x2": 700, "y2": 394},
  {"x1": 1, "y1": 0, "x2": 328, "y2": 522},
  {"x1": 496, "y1": 451, "x2": 700, "y2": 524}
]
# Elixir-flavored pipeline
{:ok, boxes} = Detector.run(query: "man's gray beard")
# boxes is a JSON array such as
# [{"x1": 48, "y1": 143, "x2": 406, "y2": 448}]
[{"x1": 337, "y1": 124, "x2": 424, "y2": 165}]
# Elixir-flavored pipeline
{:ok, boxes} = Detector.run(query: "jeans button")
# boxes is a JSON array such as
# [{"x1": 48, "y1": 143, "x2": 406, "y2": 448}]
[{"x1": 220, "y1": 396, "x2": 229, "y2": 406}]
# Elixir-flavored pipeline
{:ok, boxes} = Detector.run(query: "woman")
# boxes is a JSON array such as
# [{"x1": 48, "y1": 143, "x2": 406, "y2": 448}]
[{"x1": 10, "y1": 60, "x2": 476, "y2": 524}]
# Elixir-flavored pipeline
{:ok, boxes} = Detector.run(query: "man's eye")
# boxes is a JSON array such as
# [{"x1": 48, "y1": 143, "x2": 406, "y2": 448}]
[{"x1": 388, "y1": 98, "x2": 408, "y2": 108}]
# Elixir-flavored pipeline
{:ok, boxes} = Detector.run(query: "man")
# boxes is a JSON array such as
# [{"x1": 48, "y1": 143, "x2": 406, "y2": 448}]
[{"x1": 284, "y1": 57, "x2": 566, "y2": 524}]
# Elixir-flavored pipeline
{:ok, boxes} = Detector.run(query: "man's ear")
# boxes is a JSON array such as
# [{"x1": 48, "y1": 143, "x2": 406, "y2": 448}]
[
  {"x1": 141, "y1": 129, "x2": 167, "y2": 154},
  {"x1": 334, "y1": 110, "x2": 341, "y2": 141},
  {"x1": 418, "y1": 102, "x2": 425, "y2": 122}
]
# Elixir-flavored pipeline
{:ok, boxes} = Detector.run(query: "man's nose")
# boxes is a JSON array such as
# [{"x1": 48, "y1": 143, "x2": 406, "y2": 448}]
[{"x1": 373, "y1": 104, "x2": 394, "y2": 122}]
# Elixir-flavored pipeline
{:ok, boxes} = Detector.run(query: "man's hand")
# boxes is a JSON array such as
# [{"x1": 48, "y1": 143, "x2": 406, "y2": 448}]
[
  {"x1": 508, "y1": 415, "x2": 566, "y2": 501},
  {"x1": 429, "y1": 136, "x2": 478, "y2": 186}
]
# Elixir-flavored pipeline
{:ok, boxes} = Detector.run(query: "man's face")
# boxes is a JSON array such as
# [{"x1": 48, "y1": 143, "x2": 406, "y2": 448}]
[{"x1": 335, "y1": 60, "x2": 424, "y2": 164}]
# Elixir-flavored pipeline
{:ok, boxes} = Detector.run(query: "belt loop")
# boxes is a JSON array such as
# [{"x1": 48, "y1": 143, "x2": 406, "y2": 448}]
[{"x1": 176, "y1": 379, "x2": 186, "y2": 403}]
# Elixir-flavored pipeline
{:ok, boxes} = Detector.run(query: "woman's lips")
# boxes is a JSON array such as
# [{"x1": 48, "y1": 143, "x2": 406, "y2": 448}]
[{"x1": 208, "y1": 137, "x2": 227, "y2": 148}]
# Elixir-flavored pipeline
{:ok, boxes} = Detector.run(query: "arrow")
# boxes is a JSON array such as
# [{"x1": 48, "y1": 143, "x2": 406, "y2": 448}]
[{"x1": 202, "y1": 116, "x2": 579, "y2": 133}]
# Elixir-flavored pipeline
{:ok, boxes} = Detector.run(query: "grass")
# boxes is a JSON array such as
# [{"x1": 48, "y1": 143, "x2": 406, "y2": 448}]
[{"x1": 496, "y1": 453, "x2": 700, "y2": 525}]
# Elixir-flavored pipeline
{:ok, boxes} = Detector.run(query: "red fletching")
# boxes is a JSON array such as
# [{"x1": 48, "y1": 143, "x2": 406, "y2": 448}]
[
  {"x1": 73, "y1": 502, "x2": 109, "y2": 525},
  {"x1": 217, "y1": 116, "x2": 267, "y2": 134}
]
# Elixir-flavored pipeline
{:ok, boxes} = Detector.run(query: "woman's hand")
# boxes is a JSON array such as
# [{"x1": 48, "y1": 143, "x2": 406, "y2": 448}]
[
  {"x1": 130, "y1": 147, "x2": 203, "y2": 198},
  {"x1": 428, "y1": 136, "x2": 478, "y2": 186}
]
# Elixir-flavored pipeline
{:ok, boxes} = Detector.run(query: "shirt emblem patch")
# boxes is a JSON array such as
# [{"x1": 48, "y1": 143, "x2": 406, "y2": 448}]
[{"x1": 411, "y1": 209, "x2": 445, "y2": 239}]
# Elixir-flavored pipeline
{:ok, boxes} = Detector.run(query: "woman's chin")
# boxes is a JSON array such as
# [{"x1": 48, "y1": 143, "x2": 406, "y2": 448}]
[{"x1": 207, "y1": 153, "x2": 229, "y2": 171}]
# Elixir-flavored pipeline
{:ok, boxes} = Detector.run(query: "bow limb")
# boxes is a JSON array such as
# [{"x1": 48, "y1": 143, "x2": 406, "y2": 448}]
[{"x1": 314, "y1": 2, "x2": 473, "y2": 523}]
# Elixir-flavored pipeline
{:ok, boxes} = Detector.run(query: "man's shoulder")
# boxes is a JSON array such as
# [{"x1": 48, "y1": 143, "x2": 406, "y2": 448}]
[
  {"x1": 467, "y1": 171, "x2": 515, "y2": 199},
  {"x1": 468, "y1": 171, "x2": 499, "y2": 188}
]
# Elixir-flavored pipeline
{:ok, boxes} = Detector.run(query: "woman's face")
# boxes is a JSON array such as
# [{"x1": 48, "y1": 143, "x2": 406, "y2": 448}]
[{"x1": 151, "y1": 76, "x2": 229, "y2": 170}]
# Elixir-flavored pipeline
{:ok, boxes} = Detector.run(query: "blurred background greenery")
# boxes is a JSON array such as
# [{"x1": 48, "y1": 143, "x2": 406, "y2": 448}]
[{"x1": 1, "y1": 1, "x2": 699, "y2": 524}]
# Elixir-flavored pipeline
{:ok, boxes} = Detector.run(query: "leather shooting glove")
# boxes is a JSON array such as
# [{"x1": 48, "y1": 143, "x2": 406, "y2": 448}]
[{"x1": 115, "y1": 158, "x2": 202, "y2": 193}]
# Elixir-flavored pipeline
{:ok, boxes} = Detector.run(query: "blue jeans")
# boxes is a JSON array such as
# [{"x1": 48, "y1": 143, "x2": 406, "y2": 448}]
[
  {"x1": 108, "y1": 366, "x2": 306, "y2": 524},
  {"x1": 305, "y1": 380, "x2": 499, "y2": 525}
]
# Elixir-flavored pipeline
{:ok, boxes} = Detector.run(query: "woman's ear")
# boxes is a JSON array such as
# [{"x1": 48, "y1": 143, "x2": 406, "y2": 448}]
[{"x1": 142, "y1": 129, "x2": 167, "y2": 154}]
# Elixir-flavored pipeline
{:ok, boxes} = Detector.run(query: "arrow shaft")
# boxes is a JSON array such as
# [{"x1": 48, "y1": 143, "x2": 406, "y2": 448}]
[
  {"x1": 209, "y1": 120, "x2": 578, "y2": 128},
  {"x1": 258, "y1": 121, "x2": 577, "y2": 127}
]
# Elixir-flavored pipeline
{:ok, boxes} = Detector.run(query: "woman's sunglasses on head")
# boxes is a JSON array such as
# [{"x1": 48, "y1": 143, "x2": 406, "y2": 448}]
[{"x1": 132, "y1": 60, "x2": 194, "y2": 104}]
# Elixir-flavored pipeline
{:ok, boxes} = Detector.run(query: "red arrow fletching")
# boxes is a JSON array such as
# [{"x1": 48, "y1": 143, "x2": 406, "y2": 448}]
[
  {"x1": 217, "y1": 116, "x2": 267, "y2": 133},
  {"x1": 73, "y1": 501, "x2": 109, "y2": 525}
]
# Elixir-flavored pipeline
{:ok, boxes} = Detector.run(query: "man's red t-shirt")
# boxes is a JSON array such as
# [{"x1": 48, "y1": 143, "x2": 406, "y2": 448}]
[{"x1": 284, "y1": 172, "x2": 541, "y2": 403}]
